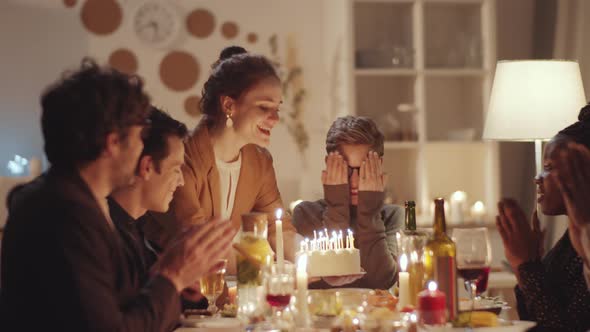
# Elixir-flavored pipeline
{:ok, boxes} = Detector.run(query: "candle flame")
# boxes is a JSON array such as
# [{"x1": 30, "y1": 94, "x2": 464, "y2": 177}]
[
  {"x1": 275, "y1": 208, "x2": 283, "y2": 220},
  {"x1": 428, "y1": 281, "x2": 438, "y2": 292},
  {"x1": 400, "y1": 253, "x2": 408, "y2": 272},
  {"x1": 297, "y1": 254, "x2": 307, "y2": 273}
]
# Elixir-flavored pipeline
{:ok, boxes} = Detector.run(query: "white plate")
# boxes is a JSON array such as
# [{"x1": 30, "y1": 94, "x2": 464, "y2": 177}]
[
  {"x1": 180, "y1": 316, "x2": 242, "y2": 331},
  {"x1": 420, "y1": 320, "x2": 536, "y2": 332},
  {"x1": 315, "y1": 271, "x2": 367, "y2": 278}
]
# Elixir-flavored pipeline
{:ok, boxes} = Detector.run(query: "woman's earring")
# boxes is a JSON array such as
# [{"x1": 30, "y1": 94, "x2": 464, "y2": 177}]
[{"x1": 225, "y1": 112, "x2": 233, "y2": 128}]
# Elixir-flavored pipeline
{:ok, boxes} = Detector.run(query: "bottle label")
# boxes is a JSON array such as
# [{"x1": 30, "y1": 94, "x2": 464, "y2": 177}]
[{"x1": 435, "y1": 256, "x2": 457, "y2": 320}]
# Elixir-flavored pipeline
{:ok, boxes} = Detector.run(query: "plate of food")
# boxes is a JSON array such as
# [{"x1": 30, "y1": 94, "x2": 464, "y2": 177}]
[
  {"x1": 439, "y1": 320, "x2": 536, "y2": 332},
  {"x1": 443, "y1": 311, "x2": 535, "y2": 332},
  {"x1": 180, "y1": 315, "x2": 242, "y2": 331},
  {"x1": 459, "y1": 297, "x2": 509, "y2": 315}
]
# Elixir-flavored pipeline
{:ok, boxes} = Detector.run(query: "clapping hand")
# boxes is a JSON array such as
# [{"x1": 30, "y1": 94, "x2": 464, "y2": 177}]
[
  {"x1": 155, "y1": 221, "x2": 236, "y2": 292},
  {"x1": 322, "y1": 151, "x2": 348, "y2": 185},
  {"x1": 554, "y1": 142, "x2": 590, "y2": 227},
  {"x1": 553, "y1": 142, "x2": 590, "y2": 264},
  {"x1": 359, "y1": 151, "x2": 387, "y2": 192},
  {"x1": 496, "y1": 199, "x2": 544, "y2": 271}
]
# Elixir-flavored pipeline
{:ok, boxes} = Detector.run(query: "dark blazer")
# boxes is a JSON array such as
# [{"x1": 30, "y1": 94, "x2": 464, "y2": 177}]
[{"x1": 0, "y1": 168, "x2": 180, "y2": 332}]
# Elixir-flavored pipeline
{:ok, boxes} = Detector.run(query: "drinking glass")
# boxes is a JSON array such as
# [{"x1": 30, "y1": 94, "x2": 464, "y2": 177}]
[
  {"x1": 451, "y1": 227, "x2": 492, "y2": 308},
  {"x1": 200, "y1": 259, "x2": 228, "y2": 315},
  {"x1": 264, "y1": 263, "x2": 294, "y2": 328}
]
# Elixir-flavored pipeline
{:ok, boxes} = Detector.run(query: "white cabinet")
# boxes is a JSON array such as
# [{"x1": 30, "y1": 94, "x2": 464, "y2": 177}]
[{"x1": 348, "y1": 0, "x2": 500, "y2": 224}]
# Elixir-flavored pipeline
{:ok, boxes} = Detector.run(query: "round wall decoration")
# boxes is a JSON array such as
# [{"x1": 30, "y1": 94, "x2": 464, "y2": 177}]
[
  {"x1": 80, "y1": 0, "x2": 122, "y2": 35},
  {"x1": 221, "y1": 21, "x2": 239, "y2": 39},
  {"x1": 184, "y1": 95, "x2": 202, "y2": 117},
  {"x1": 247, "y1": 33, "x2": 258, "y2": 43},
  {"x1": 108, "y1": 49, "x2": 138, "y2": 75},
  {"x1": 63, "y1": 0, "x2": 77, "y2": 8},
  {"x1": 186, "y1": 9, "x2": 215, "y2": 39},
  {"x1": 159, "y1": 51, "x2": 200, "y2": 92}
]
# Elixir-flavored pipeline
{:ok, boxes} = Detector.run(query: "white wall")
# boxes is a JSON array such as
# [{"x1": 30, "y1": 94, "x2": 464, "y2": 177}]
[
  {"x1": 0, "y1": 0, "x2": 542, "y2": 228},
  {"x1": 0, "y1": 2, "x2": 89, "y2": 174},
  {"x1": 0, "y1": 0, "x2": 335, "y2": 207}
]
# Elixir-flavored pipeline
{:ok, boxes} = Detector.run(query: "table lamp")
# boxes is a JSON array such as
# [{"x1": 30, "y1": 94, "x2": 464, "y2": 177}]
[
  {"x1": 483, "y1": 60, "x2": 586, "y2": 174},
  {"x1": 483, "y1": 60, "x2": 586, "y2": 243}
]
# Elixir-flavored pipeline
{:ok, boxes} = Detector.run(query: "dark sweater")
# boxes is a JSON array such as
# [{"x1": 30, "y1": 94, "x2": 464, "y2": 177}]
[
  {"x1": 292, "y1": 184, "x2": 404, "y2": 289},
  {"x1": 108, "y1": 198, "x2": 208, "y2": 310},
  {"x1": 0, "y1": 168, "x2": 181, "y2": 332},
  {"x1": 515, "y1": 230, "x2": 590, "y2": 332}
]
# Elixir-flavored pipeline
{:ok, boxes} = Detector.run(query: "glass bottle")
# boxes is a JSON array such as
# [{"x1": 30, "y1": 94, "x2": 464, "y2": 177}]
[
  {"x1": 404, "y1": 200, "x2": 418, "y2": 233},
  {"x1": 399, "y1": 201, "x2": 428, "y2": 306},
  {"x1": 424, "y1": 198, "x2": 457, "y2": 321},
  {"x1": 236, "y1": 212, "x2": 273, "y2": 322}
]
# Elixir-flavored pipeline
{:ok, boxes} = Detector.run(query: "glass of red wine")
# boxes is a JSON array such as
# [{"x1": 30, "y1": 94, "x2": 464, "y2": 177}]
[
  {"x1": 452, "y1": 227, "x2": 492, "y2": 309},
  {"x1": 264, "y1": 263, "x2": 294, "y2": 328}
]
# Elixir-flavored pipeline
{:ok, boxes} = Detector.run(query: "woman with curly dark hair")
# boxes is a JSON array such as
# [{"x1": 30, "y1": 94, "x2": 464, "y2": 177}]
[
  {"x1": 146, "y1": 46, "x2": 297, "y2": 270},
  {"x1": 495, "y1": 104, "x2": 590, "y2": 332}
]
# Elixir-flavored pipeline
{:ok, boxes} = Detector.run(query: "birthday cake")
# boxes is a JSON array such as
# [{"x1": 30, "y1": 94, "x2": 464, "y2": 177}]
[{"x1": 299, "y1": 229, "x2": 362, "y2": 277}]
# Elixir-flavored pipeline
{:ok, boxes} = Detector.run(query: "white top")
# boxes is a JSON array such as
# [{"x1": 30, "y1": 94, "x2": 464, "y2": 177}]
[{"x1": 215, "y1": 153, "x2": 242, "y2": 220}]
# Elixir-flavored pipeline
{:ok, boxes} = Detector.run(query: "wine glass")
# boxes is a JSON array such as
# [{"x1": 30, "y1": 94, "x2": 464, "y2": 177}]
[
  {"x1": 451, "y1": 227, "x2": 492, "y2": 309},
  {"x1": 264, "y1": 263, "x2": 295, "y2": 328},
  {"x1": 199, "y1": 259, "x2": 227, "y2": 316}
]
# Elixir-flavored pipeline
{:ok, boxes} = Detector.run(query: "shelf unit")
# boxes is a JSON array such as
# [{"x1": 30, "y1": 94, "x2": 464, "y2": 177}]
[{"x1": 349, "y1": 0, "x2": 500, "y2": 224}]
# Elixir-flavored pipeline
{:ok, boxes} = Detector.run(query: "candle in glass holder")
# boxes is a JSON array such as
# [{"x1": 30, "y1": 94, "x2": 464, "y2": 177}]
[
  {"x1": 296, "y1": 254, "x2": 311, "y2": 327},
  {"x1": 418, "y1": 281, "x2": 447, "y2": 325},
  {"x1": 408, "y1": 250, "x2": 425, "y2": 306},
  {"x1": 228, "y1": 285, "x2": 237, "y2": 304}
]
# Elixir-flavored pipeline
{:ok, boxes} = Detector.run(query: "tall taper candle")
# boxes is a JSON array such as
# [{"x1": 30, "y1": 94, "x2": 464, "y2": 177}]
[
  {"x1": 296, "y1": 254, "x2": 311, "y2": 327},
  {"x1": 275, "y1": 209, "x2": 284, "y2": 270}
]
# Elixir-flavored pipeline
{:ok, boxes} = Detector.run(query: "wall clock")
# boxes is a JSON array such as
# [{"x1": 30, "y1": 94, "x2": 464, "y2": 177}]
[{"x1": 132, "y1": 0, "x2": 181, "y2": 49}]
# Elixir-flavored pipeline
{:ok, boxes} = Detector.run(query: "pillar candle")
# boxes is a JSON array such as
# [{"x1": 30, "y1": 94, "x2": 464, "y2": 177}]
[
  {"x1": 398, "y1": 254, "x2": 411, "y2": 309},
  {"x1": 470, "y1": 201, "x2": 486, "y2": 223},
  {"x1": 418, "y1": 281, "x2": 447, "y2": 325},
  {"x1": 450, "y1": 191, "x2": 466, "y2": 224}
]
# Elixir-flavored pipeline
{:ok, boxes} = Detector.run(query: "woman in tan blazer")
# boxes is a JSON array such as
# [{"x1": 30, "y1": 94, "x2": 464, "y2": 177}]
[{"x1": 146, "y1": 46, "x2": 296, "y2": 271}]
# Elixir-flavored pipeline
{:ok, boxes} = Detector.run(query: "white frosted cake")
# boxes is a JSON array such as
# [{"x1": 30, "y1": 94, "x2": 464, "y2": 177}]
[
  {"x1": 305, "y1": 248, "x2": 361, "y2": 277},
  {"x1": 299, "y1": 229, "x2": 362, "y2": 277}
]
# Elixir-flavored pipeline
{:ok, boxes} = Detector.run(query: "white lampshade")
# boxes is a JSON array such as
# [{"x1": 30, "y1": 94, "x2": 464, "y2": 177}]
[{"x1": 483, "y1": 60, "x2": 586, "y2": 141}]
